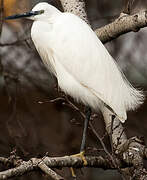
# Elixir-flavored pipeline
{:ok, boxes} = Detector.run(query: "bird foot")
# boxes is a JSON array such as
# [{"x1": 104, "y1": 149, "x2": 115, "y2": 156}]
[
  {"x1": 69, "y1": 151, "x2": 87, "y2": 178},
  {"x1": 70, "y1": 167, "x2": 76, "y2": 178},
  {"x1": 71, "y1": 151, "x2": 88, "y2": 166}
]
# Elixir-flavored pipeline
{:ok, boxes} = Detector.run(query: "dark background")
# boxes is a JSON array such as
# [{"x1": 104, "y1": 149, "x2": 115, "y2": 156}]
[{"x1": 0, "y1": 0, "x2": 147, "y2": 179}]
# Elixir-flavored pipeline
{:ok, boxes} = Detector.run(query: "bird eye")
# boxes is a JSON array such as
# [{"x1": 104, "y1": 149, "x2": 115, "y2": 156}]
[{"x1": 39, "y1": 10, "x2": 44, "y2": 14}]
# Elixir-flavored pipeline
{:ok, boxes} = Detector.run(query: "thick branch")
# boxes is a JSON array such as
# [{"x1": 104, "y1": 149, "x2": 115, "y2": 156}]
[
  {"x1": 38, "y1": 161, "x2": 64, "y2": 180},
  {"x1": 1, "y1": 144, "x2": 147, "y2": 180},
  {"x1": 60, "y1": 0, "x2": 90, "y2": 24},
  {"x1": 0, "y1": 155, "x2": 115, "y2": 179},
  {"x1": 96, "y1": 11, "x2": 147, "y2": 43}
]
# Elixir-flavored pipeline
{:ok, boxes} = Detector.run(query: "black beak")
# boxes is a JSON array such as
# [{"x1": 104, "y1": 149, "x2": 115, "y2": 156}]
[{"x1": 5, "y1": 10, "x2": 44, "y2": 20}]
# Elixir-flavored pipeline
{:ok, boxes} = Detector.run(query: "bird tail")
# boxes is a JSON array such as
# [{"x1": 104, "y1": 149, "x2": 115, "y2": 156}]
[
  {"x1": 123, "y1": 79, "x2": 144, "y2": 111},
  {"x1": 86, "y1": 81, "x2": 144, "y2": 123},
  {"x1": 109, "y1": 59, "x2": 145, "y2": 123}
]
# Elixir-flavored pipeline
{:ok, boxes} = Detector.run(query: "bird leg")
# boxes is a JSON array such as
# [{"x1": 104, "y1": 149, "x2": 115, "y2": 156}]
[
  {"x1": 70, "y1": 107, "x2": 91, "y2": 178},
  {"x1": 71, "y1": 106, "x2": 91, "y2": 163},
  {"x1": 80, "y1": 106, "x2": 91, "y2": 153}
]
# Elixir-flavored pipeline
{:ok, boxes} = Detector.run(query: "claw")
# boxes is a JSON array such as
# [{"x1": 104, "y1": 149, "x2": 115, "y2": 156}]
[
  {"x1": 71, "y1": 151, "x2": 88, "y2": 166},
  {"x1": 70, "y1": 167, "x2": 76, "y2": 178},
  {"x1": 69, "y1": 151, "x2": 87, "y2": 178},
  {"x1": 79, "y1": 151, "x2": 88, "y2": 166}
]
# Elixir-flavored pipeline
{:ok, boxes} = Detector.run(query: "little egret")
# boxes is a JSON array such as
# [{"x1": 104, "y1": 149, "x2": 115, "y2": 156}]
[{"x1": 6, "y1": 2, "x2": 144, "y2": 161}]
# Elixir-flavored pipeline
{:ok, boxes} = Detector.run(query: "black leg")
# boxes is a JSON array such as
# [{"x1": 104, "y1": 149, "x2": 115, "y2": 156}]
[
  {"x1": 70, "y1": 107, "x2": 91, "y2": 177},
  {"x1": 80, "y1": 106, "x2": 91, "y2": 152}
]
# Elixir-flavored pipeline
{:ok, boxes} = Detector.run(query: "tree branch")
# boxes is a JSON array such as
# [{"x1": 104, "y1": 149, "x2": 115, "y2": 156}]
[
  {"x1": 60, "y1": 0, "x2": 90, "y2": 25},
  {"x1": 96, "y1": 11, "x2": 147, "y2": 43},
  {"x1": 38, "y1": 160, "x2": 64, "y2": 180},
  {"x1": 0, "y1": 155, "x2": 115, "y2": 180},
  {"x1": 0, "y1": 38, "x2": 30, "y2": 46}
]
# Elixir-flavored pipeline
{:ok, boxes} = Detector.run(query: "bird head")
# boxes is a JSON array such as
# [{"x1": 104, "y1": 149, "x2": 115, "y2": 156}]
[{"x1": 5, "y1": 2, "x2": 60, "y2": 21}]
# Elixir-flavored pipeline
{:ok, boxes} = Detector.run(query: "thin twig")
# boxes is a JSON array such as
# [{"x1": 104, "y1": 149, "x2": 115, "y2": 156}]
[
  {"x1": 89, "y1": 121, "x2": 117, "y2": 168},
  {"x1": 0, "y1": 38, "x2": 30, "y2": 47},
  {"x1": 0, "y1": 158, "x2": 12, "y2": 165},
  {"x1": 50, "y1": 96, "x2": 116, "y2": 167},
  {"x1": 0, "y1": 0, "x2": 4, "y2": 36},
  {"x1": 110, "y1": 116, "x2": 115, "y2": 155}
]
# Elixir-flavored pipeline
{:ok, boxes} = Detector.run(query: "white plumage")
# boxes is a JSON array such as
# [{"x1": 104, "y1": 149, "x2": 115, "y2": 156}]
[{"x1": 30, "y1": 3, "x2": 144, "y2": 123}]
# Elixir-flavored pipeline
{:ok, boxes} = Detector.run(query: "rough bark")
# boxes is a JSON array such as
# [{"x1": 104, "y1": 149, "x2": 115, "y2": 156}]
[
  {"x1": 60, "y1": 0, "x2": 89, "y2": 25},
  {"x1": 96, "y1": 11, "x2": 147, "y2": 43},
  {"x1": 0, "y1": 155, "x2": 114, "y2": 180}
]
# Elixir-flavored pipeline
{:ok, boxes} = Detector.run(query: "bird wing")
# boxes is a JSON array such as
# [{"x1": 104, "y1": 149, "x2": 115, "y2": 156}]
[
  {"x1": 32, "y1": 13, "x2": 143, "y2": 122},
  {"x1": 46, "y1": 13, "x2": 129, "y2": 121}
]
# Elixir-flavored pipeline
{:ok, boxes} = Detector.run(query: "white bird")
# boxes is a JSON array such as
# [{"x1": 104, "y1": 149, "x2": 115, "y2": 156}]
[{"x1": 5, "y1": 2, "x2": 144, "y2": 154}]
